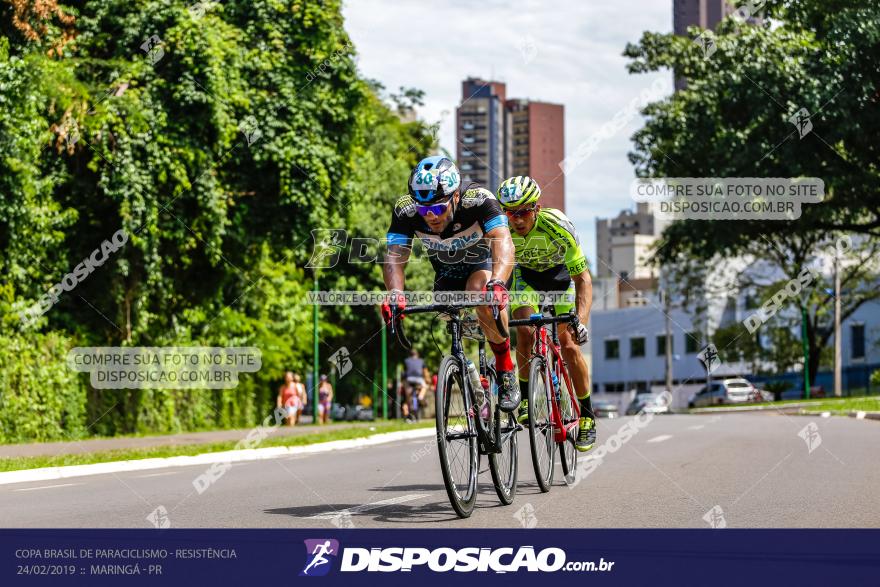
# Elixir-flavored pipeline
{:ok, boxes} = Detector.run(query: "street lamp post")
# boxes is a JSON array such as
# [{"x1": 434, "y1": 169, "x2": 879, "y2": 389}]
[
  {"x1": 313, "y1": 273, "x2": 320, "y2": 424},
  {"x1": 381, "y1": 319, "x2": 388, "y2": 420},
  {"x1": 833, "y1": 250, "x2": 842, "y2": 397},
  {"x1": 800, "y1": 304, "x2": 810, "y2": 400}
]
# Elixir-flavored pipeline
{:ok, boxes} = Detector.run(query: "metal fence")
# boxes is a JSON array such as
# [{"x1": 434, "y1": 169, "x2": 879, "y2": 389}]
[{"x1": 748, "y1": 363, "x2": 879, "y2": 399}]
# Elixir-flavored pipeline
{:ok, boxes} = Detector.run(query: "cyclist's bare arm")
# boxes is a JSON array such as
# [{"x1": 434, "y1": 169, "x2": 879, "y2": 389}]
[
  {"x1": 486, "y1": 227, "x2": 515, "y2": 283},
  {"x1": 572, "y1": 270, "x2": 592, "y2": 323},
  {"x1": 383, "y1": 244, "x2": 411, "y2": 292}
]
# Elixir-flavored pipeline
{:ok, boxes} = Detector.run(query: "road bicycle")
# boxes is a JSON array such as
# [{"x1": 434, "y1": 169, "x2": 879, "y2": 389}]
[
  {"x1": 390, "y1": 301, "x2": 519, "y2": 518},
  {"x1": 509, "y1": 307, "x2": 581, "y2": 491},
  {"x1": 402, "y1": 380, "x2": 424, "y2": 422}
]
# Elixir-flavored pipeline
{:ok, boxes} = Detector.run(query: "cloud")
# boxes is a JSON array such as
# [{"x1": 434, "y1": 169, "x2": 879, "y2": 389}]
[{"x1": 342, "y1": 0, "x2": 671, "y2": 267}]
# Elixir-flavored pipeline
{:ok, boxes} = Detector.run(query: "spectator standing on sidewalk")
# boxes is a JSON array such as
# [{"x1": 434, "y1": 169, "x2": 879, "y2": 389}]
[
  {"x1": 318, "y1": 374, "x2": 334, "y2": 424},
  {"x1": 293, "y1": 373, "x2": 307, "y2": 425},
  {"x1": 277, "y1": 371, "x2": 301, "y2": 426}
]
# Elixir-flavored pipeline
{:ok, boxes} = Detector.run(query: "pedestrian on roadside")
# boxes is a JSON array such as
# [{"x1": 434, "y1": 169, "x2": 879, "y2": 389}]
[
  {"x1": 277, "y1": 371, "x2": 301, "y2": 426},
  {"x1": 318, "y1": 374, "x2": 334, "y2": 425},
  {"x1": 293, "y1": 373, "x2": 307, "y2": 425}
]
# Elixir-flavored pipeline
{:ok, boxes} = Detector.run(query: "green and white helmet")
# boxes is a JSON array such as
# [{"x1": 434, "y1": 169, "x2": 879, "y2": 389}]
[{"x1": 497, "y1": 176, "x2": 541, "y2": 209}]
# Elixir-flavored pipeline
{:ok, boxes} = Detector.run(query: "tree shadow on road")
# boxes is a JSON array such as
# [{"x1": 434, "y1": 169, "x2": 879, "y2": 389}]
[{"x1": 263, "y1": 480, "x2": 533, "y2": 525}]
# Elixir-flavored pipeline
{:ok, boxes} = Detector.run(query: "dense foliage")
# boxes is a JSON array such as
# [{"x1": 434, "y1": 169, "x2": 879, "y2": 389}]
[
  {"x1": 624, "y1": 0, "x2": 880, "y2": 377},
  {"x1": 0, "y1": 0, "x2": 438, "y2": 441}
]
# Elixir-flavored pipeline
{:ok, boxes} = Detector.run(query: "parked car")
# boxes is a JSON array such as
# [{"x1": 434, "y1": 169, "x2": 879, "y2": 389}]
[
  {"x1": 593, "y1": 400, "x2": 619, "y2": 419},
  {"x1": 688, "y1": 378, "x2": 755, "y2": 408},
  {"x1": 625, "y1": 393, "x2": 670, "y2": 415}
]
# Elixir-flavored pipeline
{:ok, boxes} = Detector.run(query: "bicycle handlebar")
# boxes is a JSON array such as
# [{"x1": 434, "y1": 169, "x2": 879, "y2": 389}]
[
  {"x1": 389, "y1": 300, "x2": 509, "y2": 348},
  {"x1": 508, "y1": 312, "x2": 579, "y2": 328}
]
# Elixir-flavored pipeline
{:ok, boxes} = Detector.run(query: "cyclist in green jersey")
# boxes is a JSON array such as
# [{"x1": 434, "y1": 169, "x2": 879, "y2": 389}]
[{"x1": 496, "y1": 176, "x2": 596, "y2": 452}]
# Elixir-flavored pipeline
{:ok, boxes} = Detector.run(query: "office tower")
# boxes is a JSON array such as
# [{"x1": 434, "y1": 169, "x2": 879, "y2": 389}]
[
  {"x1": 507, "y1": 99, "x2": 565, "y2": 211},
  {"x1": 456, "y1": 78, "x2": 565, "y2": 210},
  {"x1": 456, "y1": 78, "x2": 509, "y2": 194},
  {"x1": 673, "y1": 0, "x2": 736, "y2": 90}
]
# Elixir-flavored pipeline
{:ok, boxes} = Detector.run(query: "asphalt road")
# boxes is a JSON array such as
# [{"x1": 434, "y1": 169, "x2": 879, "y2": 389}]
[{"x1": 2, "y1": 413, "x2": 878, "y2": 528}]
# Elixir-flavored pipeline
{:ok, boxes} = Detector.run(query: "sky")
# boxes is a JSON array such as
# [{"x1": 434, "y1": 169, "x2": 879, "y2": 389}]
[{"x1": 341, "y1": 0, "x2": 672, "y2": 268}]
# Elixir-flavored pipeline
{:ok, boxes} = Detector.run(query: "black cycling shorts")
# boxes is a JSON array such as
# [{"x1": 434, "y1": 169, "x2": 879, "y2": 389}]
[{"x1": 433, "y1": 259, "x2": 492, "y2": 292}]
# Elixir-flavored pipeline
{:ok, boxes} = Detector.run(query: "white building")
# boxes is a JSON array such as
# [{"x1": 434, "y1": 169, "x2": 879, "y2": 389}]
[{"x1": 595, "y1": 202, "x2": 668, "y2": 280}]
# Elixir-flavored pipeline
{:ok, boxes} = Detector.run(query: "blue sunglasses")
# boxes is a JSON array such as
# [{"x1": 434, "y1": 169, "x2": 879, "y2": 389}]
[{"x1": 416, "y1": 198, "x2": 452, "y2": 217}]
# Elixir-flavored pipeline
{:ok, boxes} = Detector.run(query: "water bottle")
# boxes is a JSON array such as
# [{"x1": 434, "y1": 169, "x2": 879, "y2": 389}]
[
  {"x1": 466, "y1": 361, "x2": 484, "y2": 404},
  {"x1": 551, "y1": 372, "x2": 560, "y2": 401}
]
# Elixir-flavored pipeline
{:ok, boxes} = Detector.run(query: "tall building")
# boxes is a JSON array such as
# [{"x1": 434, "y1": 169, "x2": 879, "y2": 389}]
[
  {"x1": 456, "y1": 78, "x2": 565, "y2": 210},
  {"x1": 457, "y1": 78, "x2": 509, "y2": 194},
  {"x1": 594, "y1": 203, "x2": 669, "y2": 308},
  {"x1": 673, "y1": 0, "x2": 735, "y2": 90},
  {"x1": 595, "y1": 203, "x2": 668, "y2": 279},
  {"x1": 673, "y1": 0, "x2": 734, "y2": 36},
  {"x1": 507, "y1": 99, "x2": 565, "y2": 211}
]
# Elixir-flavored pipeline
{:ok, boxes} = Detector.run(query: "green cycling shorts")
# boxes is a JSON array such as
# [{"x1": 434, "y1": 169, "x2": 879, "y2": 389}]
[{"x1": 509, "y1": 265, "x2": 575, "y2": 315}]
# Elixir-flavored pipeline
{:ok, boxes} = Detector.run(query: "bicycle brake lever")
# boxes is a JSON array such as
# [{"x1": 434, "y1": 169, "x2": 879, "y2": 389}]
[{"x1": 492, "y1": 303, "x2": 509, "y2": 339}]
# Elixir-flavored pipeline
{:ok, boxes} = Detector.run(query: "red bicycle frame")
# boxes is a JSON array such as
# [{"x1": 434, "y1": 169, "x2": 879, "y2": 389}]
[{"x1": 531, "y1": 318, "x2": 581, "y2": 443}]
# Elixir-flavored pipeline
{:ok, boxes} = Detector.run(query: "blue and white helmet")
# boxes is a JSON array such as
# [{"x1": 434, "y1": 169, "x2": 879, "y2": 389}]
[{"x1": 407, "y1": 156, "x2": 461, "y2": 203}]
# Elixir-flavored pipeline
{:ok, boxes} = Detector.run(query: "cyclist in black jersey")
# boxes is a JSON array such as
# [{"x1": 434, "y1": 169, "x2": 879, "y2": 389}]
[{"x1": 381, "y1": 156, "x2": 521, "y2": 411}]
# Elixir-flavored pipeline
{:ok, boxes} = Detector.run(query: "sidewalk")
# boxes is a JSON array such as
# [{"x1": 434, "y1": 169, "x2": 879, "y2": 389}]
[{"x1": 0, "y1": 418, "x2": 386, "y2": 459}]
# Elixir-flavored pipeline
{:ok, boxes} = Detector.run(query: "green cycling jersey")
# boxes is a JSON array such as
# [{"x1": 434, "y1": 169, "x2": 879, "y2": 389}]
[{"x1": 511, "y1": 208, "x2": 587, "y2": 276}]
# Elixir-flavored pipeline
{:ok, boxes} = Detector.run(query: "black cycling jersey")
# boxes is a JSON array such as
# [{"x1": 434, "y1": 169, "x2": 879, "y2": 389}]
[{"x1": 386, "y1": 187, "x2": 508, "y2": 284}]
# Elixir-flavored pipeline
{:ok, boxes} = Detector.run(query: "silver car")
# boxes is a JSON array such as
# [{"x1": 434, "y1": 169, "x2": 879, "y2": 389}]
[{"x1": 689, "y1": 378, "x2": 755, "y2": 408}]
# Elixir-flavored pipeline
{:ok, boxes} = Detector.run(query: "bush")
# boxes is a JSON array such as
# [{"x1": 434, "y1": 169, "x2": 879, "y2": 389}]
[
  {"x1": 0, "y1": 332, "x2": 87, "y2": 443},
  {"x1": 763, "y1": 381, "x2": 791, "y2": 402}
]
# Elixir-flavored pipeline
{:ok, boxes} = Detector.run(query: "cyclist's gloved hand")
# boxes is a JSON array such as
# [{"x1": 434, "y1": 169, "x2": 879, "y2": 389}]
[
  {"x1": 484, "y1": 279, "x2": 509, "y2": 311},
  {"x1": 381, "y1": 289, "x2": 406, "y2": 326},
  {"x1": 570, "y1": 322, "x2": 589, "y2": 345}
]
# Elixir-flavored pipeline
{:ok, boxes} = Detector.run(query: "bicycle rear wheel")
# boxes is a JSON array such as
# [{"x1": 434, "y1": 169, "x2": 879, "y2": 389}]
[
  {"x1": 435, "y1": 355, "x2": 478, "y2": 518},
  {"x1": 488, "y1": 370, "x2": 518, "y2": 505},
  {"x1": 527, "y1": 356, "x2": 555, "y2": 492}
]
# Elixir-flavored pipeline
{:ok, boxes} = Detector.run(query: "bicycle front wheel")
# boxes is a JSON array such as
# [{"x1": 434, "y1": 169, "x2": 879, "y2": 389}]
[
  {"x1": 555, "y1": 362, "x2": 579, "y2": 485},
  {"x1": 488, "y1": 369, "x2": 518, "y2": 505},
  {"x1": 435, "y1": 355, "x2": 478, "y2": 518},
  {"x1": 527, "y1": 356, "x2": 555, "y2": 492}
]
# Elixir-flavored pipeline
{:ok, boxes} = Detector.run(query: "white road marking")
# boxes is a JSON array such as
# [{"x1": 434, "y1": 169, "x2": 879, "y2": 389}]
[
  {"x1": 13, "y1": 483, "x2": 82, "y2": 492},
  {"x1": 135, "y1": 471, "x2": 179, "y2": 478},
  {"x1": 688, "y1": 425, "x2": 705, "y2": 430},
  {"x1": 309, "y1": 493, "x2": 431, "y2": 519},
  {"x1": 647, "y1": 435, "x2": 673, "y2": 443},
  {"x1": 0, "y1": 428, "x2": 435, "y2": 487}
]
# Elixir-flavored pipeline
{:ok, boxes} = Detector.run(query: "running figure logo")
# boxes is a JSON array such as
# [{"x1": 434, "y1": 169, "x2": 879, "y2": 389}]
[{"x1": 300, "y1": 539, "x2": 340, "y2": 577}]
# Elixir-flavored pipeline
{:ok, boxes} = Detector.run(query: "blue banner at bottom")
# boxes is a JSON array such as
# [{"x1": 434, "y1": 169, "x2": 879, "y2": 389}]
[{"x1": 2, "y1": 529, "x2": 878, "y2": 586}]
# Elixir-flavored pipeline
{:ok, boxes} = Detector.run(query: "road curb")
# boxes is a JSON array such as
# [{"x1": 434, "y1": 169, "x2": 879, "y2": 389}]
[
  {"x1": 848, "y1": 411, "x2": 880, "y2": 421},
  {"x1": 689, "y1": 403, "x2": 813, "y2": 413},
  {"x1": 0, "y1": 427, "x2": 435, "y2": 486}
]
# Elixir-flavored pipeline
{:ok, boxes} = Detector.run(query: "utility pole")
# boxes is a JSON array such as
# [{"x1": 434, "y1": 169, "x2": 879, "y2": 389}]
[
  {"x1": 664, "y1": 278, "x2": 673, "y2": 391},
  {"x1": 381, "y1": 320, "x2": 388, "y2": 420},
  {"x1": 833, "y1": 251, "x2": 842, "y2": 397},
  {"x1": 313, "y1": 273, "x2": 320, "y2": 424},
  {"x1": 801, "y1": 304, "x2": 810, "y2": 400}
]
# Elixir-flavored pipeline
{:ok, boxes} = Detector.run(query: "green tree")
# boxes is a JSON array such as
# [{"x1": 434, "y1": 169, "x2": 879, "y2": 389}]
[
  {"x1": 627, "y1": 0, "x2": 880, "y2": 380},
  {"x1": 0, "y1": 0, "x2": 442, "y2": 438}
]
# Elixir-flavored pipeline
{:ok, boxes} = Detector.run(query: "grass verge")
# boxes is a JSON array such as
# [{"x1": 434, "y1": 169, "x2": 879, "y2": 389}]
[
  {"x1": 799, "y1": 396, "x2": 880, "y2": 415},
  {"x1": 695, "y1": 395, "x2": 880, "y2": 414},
  {"x1": 0, "y1": 421, "x2": 434, "y2": 473}
]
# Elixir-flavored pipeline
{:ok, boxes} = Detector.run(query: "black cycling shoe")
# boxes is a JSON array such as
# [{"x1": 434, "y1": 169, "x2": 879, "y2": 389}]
[{"x1": 497, "y1": 371, "x2": 521, "y2": 413}]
